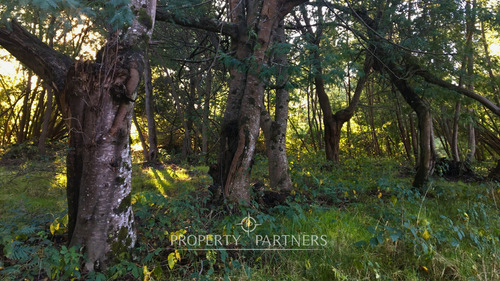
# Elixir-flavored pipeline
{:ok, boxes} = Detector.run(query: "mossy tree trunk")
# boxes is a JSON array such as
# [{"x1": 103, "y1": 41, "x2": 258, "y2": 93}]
[
  {"x1": 0, "y1": 0, "x2": 156, "y2": 271},
  {"x1": 217, "y1": 0, "x2": 306, "y2": 204},
  {"x1": 260, "y1": 21, "x2": 292, "y2": 191},
  {"x1": 64, "y1": 53, "x2": 141, "y2": 271}
]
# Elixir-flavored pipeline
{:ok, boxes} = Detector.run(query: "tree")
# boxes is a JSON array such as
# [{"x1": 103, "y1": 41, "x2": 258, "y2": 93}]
[
  {"x1": 322, "y1": 0, "x2": 500, "y2": 189},
  {"x1": 295, "y1": 6, "x2": 374, "y2": 163},
  {"x1": 213, "y1": 0, "x2": 306, "y2": 204},
  {"x1": 144, "y1": 46, "x2": 159, "y2": 164},
  {"x1": 260, "y1": 20, "x2": 293, "y2": 191},
  {"x1": 0, "y1": 0, "x2": 157, "y2": 270}
]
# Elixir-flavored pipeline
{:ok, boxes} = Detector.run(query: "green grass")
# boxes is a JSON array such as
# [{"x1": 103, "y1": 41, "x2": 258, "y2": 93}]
[
  {"x1": 0, "y1": 149, "x2": 499, "y2": 280},
  {"x1": 0, "y1": 161, "x2": 66, "y2": 218}
]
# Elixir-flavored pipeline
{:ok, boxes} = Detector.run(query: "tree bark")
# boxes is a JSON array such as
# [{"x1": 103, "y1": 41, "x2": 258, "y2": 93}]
[
  {"x1": 389, "y1": 74, "x2": 435, "y2": 190},
  {"x1": 38, "y1": 86, "x2": 53, "y2": 155},
  {"x1": 393, "y1": 88, "x2": 412, "y2": 161},
  {"x1": 144, "y1": 48, "x2": 158, "y2": 164},
  {"x1": 451, "y1": 102, "x2": 461, "y2": 162},
  {"x1": 217, "y1": 0, "x2": 306, "y2": 204},
  {"x1": 133, "y1": 109, "x2": 150, "y2": 162},
  {"x1": 17, "y1": 73, "x2": 33, "y2": 144},
  {"x1": 260, "y1": 21, "x2": 292, "y2": 191},
  {"x1": 202, "y1": 70, "x2": 212, "y2": 161},
  {"x1": 64, "y1": 57, "x2": 139, "y2": 271},
  {"x1": 0, "y1": 0, "x2": 156, "y2": 270}
]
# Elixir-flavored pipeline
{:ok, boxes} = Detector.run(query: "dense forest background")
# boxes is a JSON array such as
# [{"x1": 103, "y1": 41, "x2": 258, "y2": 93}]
[
  {"x1": 1, "y1": 0, "x2": 499, "y2": 167},
  {"x1": 0, "y1": 0, "x2": 499, "y2": 280}
]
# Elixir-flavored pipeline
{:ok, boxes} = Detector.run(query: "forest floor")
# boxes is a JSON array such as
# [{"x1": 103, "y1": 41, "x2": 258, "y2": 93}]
[{"x1": 0, "y1": 144, "x2": 499, "y2": 280}]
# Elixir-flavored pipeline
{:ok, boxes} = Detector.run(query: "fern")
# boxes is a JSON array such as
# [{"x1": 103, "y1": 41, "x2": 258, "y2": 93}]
[
  {"x1": 17, "y1": 225, "x2": 38, "y2": 235},
  {"x1": 4, "y1": 241, "x2": 34, "y2": 262}
]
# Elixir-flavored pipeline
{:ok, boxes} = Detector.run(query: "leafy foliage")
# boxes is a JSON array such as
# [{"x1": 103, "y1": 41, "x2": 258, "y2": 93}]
[{"x1": 1, "y1": 151, "x2": 499, "y2": 280}]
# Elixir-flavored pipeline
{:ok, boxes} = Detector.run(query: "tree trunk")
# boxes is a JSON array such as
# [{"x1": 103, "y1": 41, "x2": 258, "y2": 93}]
[
  {"x1": 389, "y1": 76, "x2": 435, "y2": 190},
  {"x1": 451, "y1": 102, "x2": 461, "y2": 162},
  {"x1": 465, "y1": 0, "x2": 476, "y2": 163},
  {"x1": 17, "y1": 73, "x2": 32, "y2": 144},
  {"x1": 260, "y1": 21, "x2": 292, "y2": 191},
  {"x1": 297, "y1": 6, "x2": 373, "y2": 162},
  {"x1": 317, "y1": 57, "x2": 372, "y2": 162},
  {"x1": 38, "y1": 86, "x2": 53, "y2": 155},
  {"x1": 31, "y1": 85, "x2": 46, "y2": 141},
  {"x1": 409, "y1": 112, "x2": 419, "y2": 162},
  {"x1": 394, "y1": 89, "x2": 412, "y2": 161},
  {"x1": 367, "y1": 82, "x2": 381, "y2": 156},
  {"x1": 64, "y1": 41, "x2": 146, "y2": 270},
  {"x1": 467, "y1": 109, "x2": 476, "y2": 163},
  {"x1": 166, "y1": 72, "x2": 192, "y2": 159},
  {"x1": 202, "y1": 70, "x2": 212, "y2": 162},
  {"x1": 144, "y1": 47, "x2": 158, "y2": 164},
  {"x1": 133, "y1": 109, "x2": 150, "y2": 162},
  {"x1": 306, "y1": 85, "x2": 317, "y2": 150},
  {"x1": 0, "y1": 0, "x2": 156, "y2": 271},
  {"x1": 217, "y1": 0, "x2": 305, "y2": 204}
]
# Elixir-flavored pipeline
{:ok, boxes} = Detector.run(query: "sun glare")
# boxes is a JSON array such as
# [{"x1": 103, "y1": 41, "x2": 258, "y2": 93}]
[{"x1": 0, "y1": 49, "x2": 20, "y2": 77}]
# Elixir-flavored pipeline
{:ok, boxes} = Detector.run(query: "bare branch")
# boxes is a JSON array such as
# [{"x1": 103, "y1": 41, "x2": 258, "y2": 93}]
[{"x1": 415, "y1": 69, "x2": 500, "y2": 117}]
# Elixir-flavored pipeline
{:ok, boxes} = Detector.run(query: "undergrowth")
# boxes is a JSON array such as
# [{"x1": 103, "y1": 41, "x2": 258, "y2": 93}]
[{"x1": 0, "y1": 148, "x2": 499, "y2": 280}]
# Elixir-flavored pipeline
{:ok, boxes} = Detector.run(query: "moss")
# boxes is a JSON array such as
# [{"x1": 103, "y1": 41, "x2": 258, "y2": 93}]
[
  {"x1": 108, "y1": 227, "x2": 133, "y2": 261},
  {"x1": 115, "y1": 176, "x2": 126, "y2": 185},
  {"x1": 138, "y1": 8, "x2": 153, "y2": 30},
  {"x1": 116, "y1": 193, "x2": 132, "y2": 214},
  {"x1": 122, "y1": 161, "x2": 132, "y2": 171}
]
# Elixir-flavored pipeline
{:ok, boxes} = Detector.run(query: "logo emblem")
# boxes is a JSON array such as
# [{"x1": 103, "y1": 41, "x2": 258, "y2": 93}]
[{"x1": 237, "y1": 213, "x2": 261, "y2": 234}]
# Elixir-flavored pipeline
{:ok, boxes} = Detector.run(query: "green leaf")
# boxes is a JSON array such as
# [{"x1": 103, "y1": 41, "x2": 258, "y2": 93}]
[
  {"x1": 390, "y1": 233, "x2": 400, "y2": 242},
  {"x1": 5, "y1": 241, "x2": 32, "y2": 261},
  {"x1": 367, "y1": 226, "x2": 376, "y2": 234},
  {"x1": 131, "y1": 266, "x2": 139, "y2": 278},
  {"x1": 421, "y1": 242, "x2": 429, "y2": 254},
  {"x1": 354, "y1": 240, "x2": 367, "y2": 248}
]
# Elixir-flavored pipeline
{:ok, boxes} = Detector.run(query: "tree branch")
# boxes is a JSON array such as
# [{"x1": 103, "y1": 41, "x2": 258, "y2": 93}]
[
  {"x1": 155, "y1": 9, "x2": 239, "y2": 38},
  {"x1": 415, "y1": 68, "x2": 500, "y2": 117},
  {"x1": 280, "y1": 0, "x2": 309, "y2": 18},
  {"x1": 335, "y1": 55, "x2": 373, "y2": 121},
  {"x1": 0, "y1": 20, "x2": 73, "y2": 93}
]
